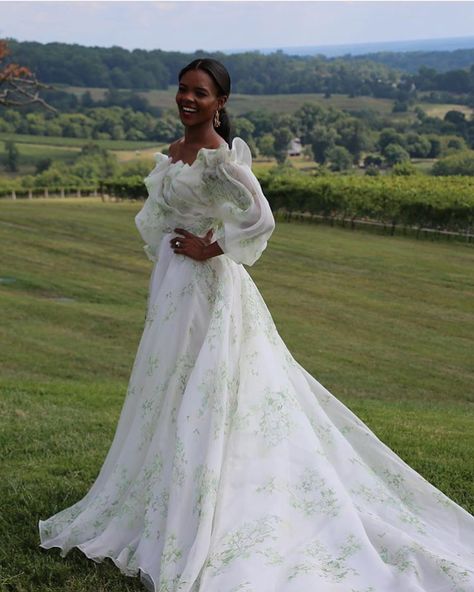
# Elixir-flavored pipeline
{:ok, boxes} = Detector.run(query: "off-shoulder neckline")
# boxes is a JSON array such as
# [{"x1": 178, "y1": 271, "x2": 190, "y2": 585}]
[{"x1": 166, "y1": 141, "x2": 230, "y2": 169}]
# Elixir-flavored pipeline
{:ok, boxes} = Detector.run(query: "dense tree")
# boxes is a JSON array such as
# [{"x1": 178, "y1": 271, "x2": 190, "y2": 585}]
[
  {"x1": 232, "y1": 117, "x2": 255, "y2": 142},
  {"x1": 426, "y1": 135, "x2": 442, "y2": 158},
  {"x1": 446, "y1": 137, "x2": 468, "y2": 151},
  {"x1": 363, "y1": 154, "x2": 383, "y2": 167},
  {"x1": 391, "y1": 161, "x2": 418, "y2": 176},
  {"x1": 294, "y1": 103, "x2": 325, "y2": 144},
  {"x1": 309, "y1": 125, "x2": 338, "y2": 164},
  {"x1": 257, "y1": 134, "x2": 275, "y2": 158},
  {"x1": 240, "y1": 110, "x2": 274, "y2": 137},
  {"x1": 326, "y1": 146, "x2": 353, "y2": 171},
  {"x1": 432, "y1": 150, "x2": 474, "y2": 176},
  {"x1": 378, "y1": 128, "x2": 406, "y2": 152},
  {"x1": 80, "y1": 91, "x2": 95, "y2": 108},
  {"x1": 392, "y1": 100, "x2": 409, "y2": 113},
  {"x1": 405, "y1": 133, "x2": 432, "y2": 158},
  {"x1": 301, "y1": 144, "x2": 314, "y2": 161},
  {"x1": 383, "y1": 143, "x2": 410, "y2": 166},
  {"x1": 444, "y1": 110, "x2": 467, "y2": 127},
  {"x1": 335, "y1": 117, "x2": 372, "y2": 162},
  {"x1": 4, "y1": 140, "x2": 19, "y2": 171},
  {"x1": 35, "y1": 157, "x2": 52, "y2": 174},
  {"x1": 273, "y1": 127, "x2": 293, "y2": 164}
]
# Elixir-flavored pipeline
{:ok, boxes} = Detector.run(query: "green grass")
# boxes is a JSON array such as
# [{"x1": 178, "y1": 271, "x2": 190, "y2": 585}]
[
  {"x1": 0, "y1": 133, "x2": 158, "y2": 150},
  {"x1": 1, "y1": 143, "x2": 81, "y2": 174},
  {"x1": 0, "y1": 134, "x2": 163, "y2": 177},
  {"x1": 61, "y1": 85, "x2": 471, "y2": 120},
  {"x1": 1, "y1": 198, "x2": 473, "y2": 591},
  {"x1": 61, "y1": 85, "x2": 400, "y2": 116},
  {"x1": 139, "y1": 88, "x2": 401, "y2": 116}
]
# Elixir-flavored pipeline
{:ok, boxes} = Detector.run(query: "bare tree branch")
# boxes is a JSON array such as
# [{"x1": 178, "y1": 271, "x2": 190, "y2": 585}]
[{"x1": 0, "y1": 39, "x2": 57, "y2": 112}]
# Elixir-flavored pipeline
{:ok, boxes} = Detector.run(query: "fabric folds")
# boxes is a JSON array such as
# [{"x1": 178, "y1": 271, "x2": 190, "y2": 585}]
[{"x1": 38, "y1": 137, "x2": 474, "y2": 592}]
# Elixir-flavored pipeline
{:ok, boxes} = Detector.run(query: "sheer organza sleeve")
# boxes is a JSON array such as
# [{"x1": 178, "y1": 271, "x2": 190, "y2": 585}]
[
  {"x1": 204, "y1": 137, "x2": 275, "y2": 266},
  {"x1": 135, "y1": 152, "x2": 172, "y2": 262}
]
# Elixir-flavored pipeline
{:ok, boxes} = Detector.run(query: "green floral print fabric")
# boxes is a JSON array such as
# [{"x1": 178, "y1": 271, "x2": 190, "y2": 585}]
[{"x1": 39, "y1": 137, "x2": 474, "y2": 592}]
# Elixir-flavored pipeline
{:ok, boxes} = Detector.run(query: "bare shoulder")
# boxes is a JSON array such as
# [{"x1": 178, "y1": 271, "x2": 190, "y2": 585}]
[{"x1": 168, "y1": 138, "x2": 184, "y2": 159}]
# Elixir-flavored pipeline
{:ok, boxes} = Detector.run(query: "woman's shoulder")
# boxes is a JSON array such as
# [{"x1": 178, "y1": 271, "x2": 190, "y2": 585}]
[
  {"x1": 168, "y1": 138, "x2": 183, "y2": 161},
  {"x1": 151, "y1": 138, "x2": 185, "y2": 164}
]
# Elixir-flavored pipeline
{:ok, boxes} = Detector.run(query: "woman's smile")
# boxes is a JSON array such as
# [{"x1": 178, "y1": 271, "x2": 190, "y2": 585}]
[{"x1": 180, "y1": 105, "x2": 198, "y2": 118}]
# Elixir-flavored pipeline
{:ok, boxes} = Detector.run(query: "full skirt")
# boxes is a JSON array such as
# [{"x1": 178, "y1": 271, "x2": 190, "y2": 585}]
[{"x1": 39, "y1": 240, "x2": 474, "y2": 592}]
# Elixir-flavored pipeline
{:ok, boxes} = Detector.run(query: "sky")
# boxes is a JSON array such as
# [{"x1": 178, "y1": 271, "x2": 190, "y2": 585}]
[{"x1": 0, "y1": 1, "x2": 473, "y2": 54}]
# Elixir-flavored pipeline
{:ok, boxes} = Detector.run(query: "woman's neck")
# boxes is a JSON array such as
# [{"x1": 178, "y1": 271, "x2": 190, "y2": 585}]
[{"x1": 183, "y1": 123, "x2": 224, "y2": 149}]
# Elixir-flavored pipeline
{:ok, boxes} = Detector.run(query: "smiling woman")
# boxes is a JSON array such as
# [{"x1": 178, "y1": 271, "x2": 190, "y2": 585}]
[
  {"x1": 38, "y1": 57, "x2": 474, "y2": 592},
  {"x1": 170, "y1": 58, "x2": 231, "y2": 167}
]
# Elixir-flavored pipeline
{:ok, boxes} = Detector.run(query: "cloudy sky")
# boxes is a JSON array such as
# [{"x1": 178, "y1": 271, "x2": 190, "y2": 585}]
[{"x1": 0, "y1": 1, "x2": 473, "y2": 53}]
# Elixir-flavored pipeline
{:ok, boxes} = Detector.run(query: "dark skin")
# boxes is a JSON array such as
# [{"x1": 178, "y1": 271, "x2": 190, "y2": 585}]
[{"x1": 169, "y1": 68, "x2": 228, "y2": 261}]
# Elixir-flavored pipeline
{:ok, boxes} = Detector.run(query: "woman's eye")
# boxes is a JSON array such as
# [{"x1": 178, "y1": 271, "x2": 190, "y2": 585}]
[{"x1": 178, "y1": 88, "x2": 206, "y2": 97}]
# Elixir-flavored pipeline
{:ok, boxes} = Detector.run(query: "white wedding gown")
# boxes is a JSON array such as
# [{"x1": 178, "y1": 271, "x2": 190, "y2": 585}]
[{"x1": 39, "y1": 137, "x2": 474, "y2": 592}]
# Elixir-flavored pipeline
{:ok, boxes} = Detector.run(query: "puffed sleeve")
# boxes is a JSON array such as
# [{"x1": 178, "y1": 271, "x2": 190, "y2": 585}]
[
  {"x1": 135, "y1": 152, "x2": 172, "y2": 262},
  {"x1": 204, "y1": 137, "x2": 275, "y2": 266}
]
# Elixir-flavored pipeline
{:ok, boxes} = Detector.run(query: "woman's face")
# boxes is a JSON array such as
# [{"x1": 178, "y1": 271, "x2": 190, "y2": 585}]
[{"x1": 176, "y1": 69, "x2": 226, "y2": 128}]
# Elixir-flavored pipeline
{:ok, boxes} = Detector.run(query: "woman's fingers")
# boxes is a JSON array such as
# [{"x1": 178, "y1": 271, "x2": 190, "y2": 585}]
[
  {"x1": 171, "y1": 228, "x2": 213, "y2": 259},
  {"x1": 171, "y1": 228, "x2": 192, "y2": 250}
]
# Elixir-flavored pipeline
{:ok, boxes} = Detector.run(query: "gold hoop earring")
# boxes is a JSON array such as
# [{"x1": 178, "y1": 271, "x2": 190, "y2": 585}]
[{"x1": 214, "y1": 110, "x2": 221, "y2": 128}]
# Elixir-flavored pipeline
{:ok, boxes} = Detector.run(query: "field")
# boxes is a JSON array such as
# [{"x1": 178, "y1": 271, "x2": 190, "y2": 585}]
[
  {"x1": 61, "y1": 85, "x2": 474, "y2": 120},
  {"x1": 0, "y1": 198, "x2": 473, "y2": 591},
  {"x1": 0, "y1": 133, "x2": 164, "y2": 176},
  {"x1": 2, "y1": 87, "x2": 471, "y2": 177}
]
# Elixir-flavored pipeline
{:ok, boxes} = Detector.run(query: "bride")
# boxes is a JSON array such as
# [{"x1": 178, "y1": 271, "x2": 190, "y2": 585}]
[{"x1": 39, "y1": 58, "x2": 474, "y2": 592}]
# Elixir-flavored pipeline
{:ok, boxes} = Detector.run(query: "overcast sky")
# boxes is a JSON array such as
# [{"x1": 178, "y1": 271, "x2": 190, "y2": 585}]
[{"x1": 1, "y1": 1, "x2": 473, "y2": 53}]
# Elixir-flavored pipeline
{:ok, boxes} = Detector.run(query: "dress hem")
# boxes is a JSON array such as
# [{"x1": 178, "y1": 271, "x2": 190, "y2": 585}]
[{"x1": 38, "y1": 520, "x2": 157, "y2": 592}]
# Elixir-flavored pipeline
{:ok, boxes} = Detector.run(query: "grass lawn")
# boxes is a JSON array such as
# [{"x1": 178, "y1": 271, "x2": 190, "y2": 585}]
[{"x1": 0, "y1": 198, "x2": 473, "y2": 591}]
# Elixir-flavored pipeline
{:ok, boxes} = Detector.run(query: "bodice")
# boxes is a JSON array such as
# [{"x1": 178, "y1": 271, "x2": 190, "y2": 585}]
[{"x1": 135, "y1": 137, "x2": 275, "y2": 267}]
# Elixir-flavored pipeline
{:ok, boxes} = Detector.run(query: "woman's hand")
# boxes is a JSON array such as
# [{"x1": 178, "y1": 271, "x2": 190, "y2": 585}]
[{"x1": 170, "y1": 228, "x2": 223, "y2": 261}]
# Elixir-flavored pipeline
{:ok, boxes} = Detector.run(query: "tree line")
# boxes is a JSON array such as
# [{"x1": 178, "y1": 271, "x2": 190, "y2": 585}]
[
  {"x1": 2, "y1": 97, "x2": 473, "y2": 174},
  {"x1": 348, "y1": 48, "x2": 474, "y2": 74},
  {"x1": 5, "y1": 39, "x2": 474, "y2": 102}
]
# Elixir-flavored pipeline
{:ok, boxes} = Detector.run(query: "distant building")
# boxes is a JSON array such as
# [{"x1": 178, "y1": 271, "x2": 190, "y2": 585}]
[{"x1": 288, "y1": 138, "x2": 302, "y2": 156}]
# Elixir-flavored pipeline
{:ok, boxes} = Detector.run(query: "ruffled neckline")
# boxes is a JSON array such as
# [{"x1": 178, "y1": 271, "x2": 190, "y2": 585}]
[
  {"x1": 167, "y1": 142, "x2": 228, "y2": 169},
  {"x1": 153, "y1": 137, "x2": 251, "y2": 171}
]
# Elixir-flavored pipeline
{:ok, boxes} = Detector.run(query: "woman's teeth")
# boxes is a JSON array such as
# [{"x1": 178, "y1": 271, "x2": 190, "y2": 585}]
[{"x1": 182, "y1": 107, "x2": 197, "y2": 113}]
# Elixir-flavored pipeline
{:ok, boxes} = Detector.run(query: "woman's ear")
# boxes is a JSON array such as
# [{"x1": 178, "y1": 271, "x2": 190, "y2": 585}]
[{"x1": 218, "y1": 95, "x2": 228, "y2": 110}]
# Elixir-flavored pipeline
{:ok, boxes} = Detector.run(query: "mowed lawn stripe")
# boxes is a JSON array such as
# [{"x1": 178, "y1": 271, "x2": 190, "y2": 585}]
[{"x1": 0, "y1": 198, "x2": 473, "y2": 591}]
